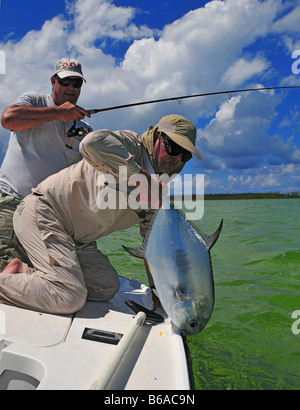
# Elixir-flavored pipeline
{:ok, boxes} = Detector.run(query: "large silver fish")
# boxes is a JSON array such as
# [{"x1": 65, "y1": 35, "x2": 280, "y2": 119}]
[{"x1": 124, "y1": 204, "x2": 223, "y2": 336}]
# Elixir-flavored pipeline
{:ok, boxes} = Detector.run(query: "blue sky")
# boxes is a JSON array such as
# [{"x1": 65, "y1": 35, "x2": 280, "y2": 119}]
[{"x1": 0, "y1": 0, "x2": 300, "y2": 194}]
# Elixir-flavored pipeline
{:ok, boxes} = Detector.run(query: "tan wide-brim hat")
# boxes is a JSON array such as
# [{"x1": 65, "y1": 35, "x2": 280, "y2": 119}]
[{"x1": 156, "y1": 115, "x2": 202, "y2": 159}]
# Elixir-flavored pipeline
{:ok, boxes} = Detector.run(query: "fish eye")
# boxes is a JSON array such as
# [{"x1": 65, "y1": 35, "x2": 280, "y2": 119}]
[{"x1": 189, "y1": 319, "x2": 198, "y2": 329}]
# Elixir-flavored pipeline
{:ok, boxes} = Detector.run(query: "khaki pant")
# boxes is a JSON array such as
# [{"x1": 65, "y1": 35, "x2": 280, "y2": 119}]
[
  {"x1": 0, "y1": 193, "x2": 31, "y2": 271},
  {"x1": 0, "y1": 194, "x2": 120, "y2": 314}
]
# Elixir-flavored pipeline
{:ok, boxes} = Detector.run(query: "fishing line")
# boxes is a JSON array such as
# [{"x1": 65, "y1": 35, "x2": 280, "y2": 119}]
[
  {"x1": 87, "y1": 86, "x2": 300, "y2": 115},
  {"x1": 66, "y1": 86, "x2": 299, "y2": 139}
]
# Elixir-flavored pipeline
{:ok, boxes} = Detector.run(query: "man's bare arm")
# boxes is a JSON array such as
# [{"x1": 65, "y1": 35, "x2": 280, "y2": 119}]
[{"x1": 1, "y1": 102, "x2": 91, "y2": 131}]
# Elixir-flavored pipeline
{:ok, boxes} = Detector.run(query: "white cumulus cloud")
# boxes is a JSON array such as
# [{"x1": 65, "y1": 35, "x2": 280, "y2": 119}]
[{"x1": 0, "y1": 0, "x2": 299, "y2": 193}]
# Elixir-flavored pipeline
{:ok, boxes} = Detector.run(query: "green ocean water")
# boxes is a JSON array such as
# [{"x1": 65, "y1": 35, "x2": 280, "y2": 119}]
[{"x1": 97, "y1": 198, "x2": 300, "y2": 390}]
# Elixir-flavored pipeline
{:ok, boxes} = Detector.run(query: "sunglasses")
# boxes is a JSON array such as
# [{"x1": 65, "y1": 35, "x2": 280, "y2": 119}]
[
  {"x1": 56, "y1": 76, "x2": 83, "y2": 88},
  {"x1": 160, "y1": 134, "x2": 192, "y2": 163}
]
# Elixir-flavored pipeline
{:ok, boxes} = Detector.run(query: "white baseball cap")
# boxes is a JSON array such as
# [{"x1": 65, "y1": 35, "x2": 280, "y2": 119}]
[{"x1": 53, "y1": 58, "x2": 86, "y2": 82}]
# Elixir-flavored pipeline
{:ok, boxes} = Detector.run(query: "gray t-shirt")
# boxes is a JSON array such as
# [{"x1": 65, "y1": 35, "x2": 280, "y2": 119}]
[{"x1": 0, "y1": 91, "x2": 92, "y2": 199}]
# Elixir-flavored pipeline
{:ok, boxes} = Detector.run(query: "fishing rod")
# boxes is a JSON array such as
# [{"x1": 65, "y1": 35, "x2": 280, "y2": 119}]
[
  {"x1": 86, "y1": 85, "x2": 300, "y2": 115},
  {"x1": 66, "y1": 85, "x2": 300, "y2": 139}
]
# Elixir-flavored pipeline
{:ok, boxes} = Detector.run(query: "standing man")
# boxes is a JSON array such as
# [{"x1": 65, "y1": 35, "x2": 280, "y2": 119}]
[{"x1": 0, "y1": 58, "x2": 92, "y2": 270}]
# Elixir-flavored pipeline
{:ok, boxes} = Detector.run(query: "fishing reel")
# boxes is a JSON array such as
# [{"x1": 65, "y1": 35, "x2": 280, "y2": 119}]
[
  {"x1": 66, "y1": 120, "x2": 91, "y2": 149},
  {"x1": 66, "y1": 120, "x2": 91, "y2": 139}
]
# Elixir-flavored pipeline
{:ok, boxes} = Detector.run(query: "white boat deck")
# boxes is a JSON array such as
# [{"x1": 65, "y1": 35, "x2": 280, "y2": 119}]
[{"x1": 0, "y1": 277, "x2": 191, "y2": 390}]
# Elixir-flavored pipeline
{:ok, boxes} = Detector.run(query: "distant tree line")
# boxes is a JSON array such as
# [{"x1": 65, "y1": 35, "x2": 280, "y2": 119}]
[
  {"x1": 204, "y1": 192, "x2": 300, "y2": 200},
  {"x1": 170, "y1": 192, "x2": 300, "y2": 201}
]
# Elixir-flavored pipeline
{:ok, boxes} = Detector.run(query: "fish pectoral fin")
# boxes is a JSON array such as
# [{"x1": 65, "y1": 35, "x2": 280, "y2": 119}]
[{"x1": 175, "y1": 286, "x2": 189, "y2": 301}]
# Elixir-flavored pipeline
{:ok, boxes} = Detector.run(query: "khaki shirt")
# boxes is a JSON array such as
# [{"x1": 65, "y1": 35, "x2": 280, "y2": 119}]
[{"x1": 32, "y1": 129, "x2": 154, "y2": 243}]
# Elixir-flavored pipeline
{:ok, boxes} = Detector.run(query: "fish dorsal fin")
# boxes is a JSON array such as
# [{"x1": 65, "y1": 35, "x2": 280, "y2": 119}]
[
  {"x1": 175, "y1": 207, "x2": 223, "y2": 250},
  {"x1": 191, "y1": 218, "x2": 223, "y2": 250}
]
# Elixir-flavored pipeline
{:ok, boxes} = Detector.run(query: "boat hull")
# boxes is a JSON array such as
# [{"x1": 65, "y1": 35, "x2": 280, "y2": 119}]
[{"x1": 0, "y1": 277, "x2": 192, "y2": 390}]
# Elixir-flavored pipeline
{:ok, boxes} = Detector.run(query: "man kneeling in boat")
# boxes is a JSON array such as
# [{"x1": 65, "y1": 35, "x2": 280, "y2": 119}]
[{"x1": 0, "y1": 115, "x2": 201, "y2": 314}]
